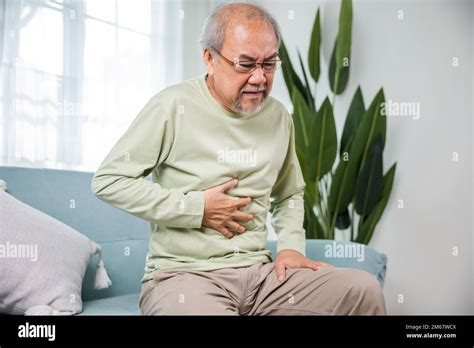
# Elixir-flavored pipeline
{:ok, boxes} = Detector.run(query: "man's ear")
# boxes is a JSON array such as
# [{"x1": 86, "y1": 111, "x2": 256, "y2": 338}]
[{"x1": 203, "y1": 49, "x2": 215, "y2": 75}]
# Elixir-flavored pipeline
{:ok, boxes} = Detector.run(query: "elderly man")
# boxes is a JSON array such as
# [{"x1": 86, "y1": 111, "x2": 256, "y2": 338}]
[{"x1": 92, "y1": 2, "x2": 386, "y2": 315}]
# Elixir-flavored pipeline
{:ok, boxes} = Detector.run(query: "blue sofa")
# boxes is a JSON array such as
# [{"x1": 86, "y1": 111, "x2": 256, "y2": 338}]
[{"x1": 0, "y1": 166, "x2": 388, "y2": 315}]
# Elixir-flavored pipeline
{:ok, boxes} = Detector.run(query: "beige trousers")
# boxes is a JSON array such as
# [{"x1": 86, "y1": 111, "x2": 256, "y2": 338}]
[{"x1": 139, "y1": 262, "x2": 387, "y2": 315}]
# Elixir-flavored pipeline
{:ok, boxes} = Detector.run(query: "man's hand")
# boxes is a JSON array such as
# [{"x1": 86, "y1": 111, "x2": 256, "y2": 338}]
[
  {"x1": 275, "y1": 249, "x2": 334, "y2": 282},
  {"x1": 202, "y1": 179, "x2": 254, "y2": 239}
]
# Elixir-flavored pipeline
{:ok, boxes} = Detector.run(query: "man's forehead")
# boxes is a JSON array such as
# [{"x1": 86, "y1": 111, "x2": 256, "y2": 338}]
[{"x1": 222, "y1": 22, "x2": 278, "y2": 59}]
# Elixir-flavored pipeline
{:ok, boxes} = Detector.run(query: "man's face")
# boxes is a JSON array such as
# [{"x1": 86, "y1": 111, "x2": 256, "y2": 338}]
[{"x1": 204, "y1": 21, "x2": 278, "y2": 114}]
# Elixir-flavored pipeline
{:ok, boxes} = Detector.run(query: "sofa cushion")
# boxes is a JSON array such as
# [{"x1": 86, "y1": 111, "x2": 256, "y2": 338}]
[
  {"x1": 80, "y1": 293, "x2": 140, "y2": 315},
  {"x1": 0, "y1": 188, "x2": 110, "y2": 315}
]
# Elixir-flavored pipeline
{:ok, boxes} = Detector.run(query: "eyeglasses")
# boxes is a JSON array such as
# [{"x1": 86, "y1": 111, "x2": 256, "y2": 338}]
[{"x1": 210, "y1": 47, "x2": 282, "y2": 73}]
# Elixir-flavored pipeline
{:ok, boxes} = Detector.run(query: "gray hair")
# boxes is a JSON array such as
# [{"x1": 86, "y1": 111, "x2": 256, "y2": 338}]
[{"x1": 199, "y1": 2, "x2": 282, "y2": 53}]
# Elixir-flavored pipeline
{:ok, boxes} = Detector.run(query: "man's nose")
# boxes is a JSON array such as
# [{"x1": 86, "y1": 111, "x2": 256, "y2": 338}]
[{"x1": 248, "y1": 66, "x2": 267, "y2": 85}]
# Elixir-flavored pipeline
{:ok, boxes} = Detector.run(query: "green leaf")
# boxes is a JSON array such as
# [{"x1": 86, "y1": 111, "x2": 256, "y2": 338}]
[
  {"x1": 279, "y1": 40, "x2": 310, "y2": 106},
  {"x1": 305, "y1": 180, "x2": 317, "y2": 203},
  {"x1": 291, "y1": 88, "x2": 311, "y2": 155},
  {"x1": 308, "y1": 8, "x2": 321, "y2": 83},
  {"x1": 329, "y1": 37, "x2": 350, "y2": 95},
  {"x1": 328, "y1": 137, "x2": 355, "y2": 215},
  {"x1": 295, "y1": 147, "x2": 307, "y2": 184},
  {"x1": 335, "y1": 208, "x2": 351, "y2": 229},
  {"x1": 354, "y1": 135, "x2": 384, "y2": 217},
  {"x1": 297, "y1": 50, "x2": 315, "y2": 110},
  {"x1": 340, "y1": 86, "x2": 365, "y2": 157},
  {"x1": 336, "y1": 0, "x2": 352, "y2": 71},
  {"x1": 279, "y1": 40, "x2": 295, "y2": 93},
  {"x1": 353, "y1": 88, "x2": 386, "y2": 170},
  {"x1": 304, "y1": 195, "x2": 325, "y2": 239},
  {"x1": 328, "y1": 89, "x2": 385, "y2": 215},
  {"x1": 356, "y1": 163, "x2": 397, "y2": 245},
  {"x1": 306, "y1": 97, "x2": 337, "y2": 181},
  {"x1": 327, "y1": 155, "x2": 350, "y2": 215}
]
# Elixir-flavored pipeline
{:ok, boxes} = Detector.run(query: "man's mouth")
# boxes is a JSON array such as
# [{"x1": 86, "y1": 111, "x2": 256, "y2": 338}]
[{"x1": 242, "y1": 91, "x2": 264, "y2": 96}]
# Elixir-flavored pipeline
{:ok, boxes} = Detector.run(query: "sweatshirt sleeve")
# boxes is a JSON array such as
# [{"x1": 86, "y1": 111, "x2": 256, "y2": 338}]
[
  {"x1": 91, "y1": 95, "x2": 205, "y2": 228},
  {"x1": 270, "y1": 114, "x2": 307, "y2": 256}
]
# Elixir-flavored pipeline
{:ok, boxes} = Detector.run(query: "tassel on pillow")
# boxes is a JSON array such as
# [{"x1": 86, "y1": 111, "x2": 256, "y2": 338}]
[{"x1": 94, "y1": 251, "x2": 112, "y2": 290}]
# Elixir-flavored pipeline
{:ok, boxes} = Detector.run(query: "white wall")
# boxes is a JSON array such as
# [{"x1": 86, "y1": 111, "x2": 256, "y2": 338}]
[{"x1": 184, "y1": 0, "x2": 473, "y2": 314}]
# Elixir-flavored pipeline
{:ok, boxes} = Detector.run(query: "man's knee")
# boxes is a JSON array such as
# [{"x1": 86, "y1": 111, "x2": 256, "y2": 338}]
[
  {"x1": 333, "y1": 268, "x2": 387, "y2": 314},
  {"x1": 338, "y1": 268, "x2": 383, "y2": 292}
]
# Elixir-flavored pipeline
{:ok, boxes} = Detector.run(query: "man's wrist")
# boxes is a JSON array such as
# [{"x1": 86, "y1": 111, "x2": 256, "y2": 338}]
[{"x1": 186, "y1": 190, "x2": 206, "y2": 228}]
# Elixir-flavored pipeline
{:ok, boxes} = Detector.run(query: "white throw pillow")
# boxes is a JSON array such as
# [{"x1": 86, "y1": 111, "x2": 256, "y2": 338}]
[{"x1": 0, "y1": 185, "x2": 111, "y2": 315}]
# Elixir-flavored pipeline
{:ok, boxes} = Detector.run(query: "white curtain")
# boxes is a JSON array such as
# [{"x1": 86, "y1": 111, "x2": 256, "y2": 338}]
[{"x1": 0, "y1": 0, "x2": 214, "y2": 172}]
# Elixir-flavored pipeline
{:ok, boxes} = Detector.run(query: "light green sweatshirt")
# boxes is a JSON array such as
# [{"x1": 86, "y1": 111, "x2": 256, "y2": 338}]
[{"x1": 91, "y1": 74, "x2": 306, "y2": 282}]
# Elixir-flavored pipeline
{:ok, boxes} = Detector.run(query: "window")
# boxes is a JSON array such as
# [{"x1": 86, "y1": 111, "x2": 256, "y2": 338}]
[
  {"x1": 82, "y1": 0, "x2": 153, "y2": 170},
  {"x1": 0, "y1": 0, "x2": 167, "y2": 171}
]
